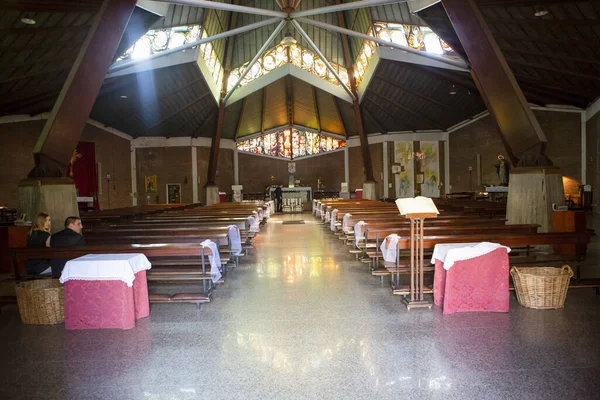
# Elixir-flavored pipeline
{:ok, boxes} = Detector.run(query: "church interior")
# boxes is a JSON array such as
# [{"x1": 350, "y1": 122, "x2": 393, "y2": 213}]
[{"x1": 0, "y1": 0, "x2": 599, "y2": 398}]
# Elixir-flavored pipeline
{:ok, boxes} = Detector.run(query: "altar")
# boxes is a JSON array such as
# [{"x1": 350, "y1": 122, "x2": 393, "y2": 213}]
[{"x1": 270, "y1": 187, "x2": 312, "y2": 212}]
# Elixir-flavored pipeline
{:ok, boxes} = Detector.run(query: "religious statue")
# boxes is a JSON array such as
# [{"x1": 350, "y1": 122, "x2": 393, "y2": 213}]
[{"x1": 495, "y1": 155, "x2": 509, "y2": 186}]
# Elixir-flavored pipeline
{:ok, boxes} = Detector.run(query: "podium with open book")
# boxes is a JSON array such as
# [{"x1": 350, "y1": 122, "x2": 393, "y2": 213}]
[{"x1": 395, "y1": 197, "x2": 439, "y2": 310}]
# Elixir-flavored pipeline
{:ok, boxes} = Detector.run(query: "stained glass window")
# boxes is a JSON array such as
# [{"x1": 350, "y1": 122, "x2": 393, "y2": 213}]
[
  {"x1": 236, "y1": 128, "x2": 345, "y2": 160},
  {"x1": 353, "y1": 28, "x2": 377, "y2": 88},
  {"x1": 373, "y1": 23, "x2": 454, "y2": 57},
  {"x1": 117, "y1": 25, "x2": 201, "y2": 62},
  {"x1": 199, "y1": 30, "x2": 224, "y2": 87},
  {"x1": 227, "y1": 43, "x2": 350, "y2": 92}
]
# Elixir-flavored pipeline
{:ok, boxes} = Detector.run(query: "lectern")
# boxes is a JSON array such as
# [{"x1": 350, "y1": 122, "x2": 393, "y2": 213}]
[{"x1": 396, "y1": 197, "x2": 439, "y2": 310}]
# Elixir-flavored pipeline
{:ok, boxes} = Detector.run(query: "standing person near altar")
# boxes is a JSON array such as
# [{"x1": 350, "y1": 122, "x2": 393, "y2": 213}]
[{"x1": 275, "y1": 185, "x2": 283, "y2": 213}]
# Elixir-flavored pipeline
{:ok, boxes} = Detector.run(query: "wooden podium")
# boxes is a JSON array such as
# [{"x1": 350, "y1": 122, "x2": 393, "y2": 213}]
[
  {"x1": 395, "y1": 197, "x2": 439, "y2": 310},
  {"x1": 403, "y1": 212, "x2": 437, "y2": 310}
]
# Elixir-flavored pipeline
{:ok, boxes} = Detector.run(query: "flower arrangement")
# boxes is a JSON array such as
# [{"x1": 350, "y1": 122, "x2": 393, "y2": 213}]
[{"x1": 411, "y1": 151, "x2": 426, "y2": 160}]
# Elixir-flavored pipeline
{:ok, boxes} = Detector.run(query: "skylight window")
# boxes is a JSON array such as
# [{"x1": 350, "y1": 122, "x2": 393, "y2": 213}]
[
  {"x1": 374, "y1": 23, "x2": 454, "y2": 57},
  {"x1": 117, "y1": 25, "x2": 201, "y2": 62}
]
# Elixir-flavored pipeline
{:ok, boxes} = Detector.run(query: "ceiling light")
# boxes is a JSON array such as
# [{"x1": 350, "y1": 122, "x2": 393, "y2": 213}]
[
  {"x1": 20, "y1": 17, "x2": 36, "y2": 25},
  {"x1": 449, "y1": 85, "x2": 457, "y2": 95},
  {"x1": 120, "y1": 95, "x2": 128, "y2": 99},
  {"x1": 534, "y1": 10, "x2": 549, "y2": 17},
  {"x1": 280, "y1": 31, "x2": 296, "y2": 46}
]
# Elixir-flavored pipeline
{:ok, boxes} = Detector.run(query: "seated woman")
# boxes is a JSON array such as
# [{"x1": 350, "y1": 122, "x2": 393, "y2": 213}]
[{"x1": 25, "y1": 213, "x2": 52, "y2": 275}]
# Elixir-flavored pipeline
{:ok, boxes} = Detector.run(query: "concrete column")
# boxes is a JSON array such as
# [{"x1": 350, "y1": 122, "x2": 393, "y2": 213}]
[
  {"x1": 192, "y1": 146, "x2": 198, "y2": 203},
  {"x1": 383, "y1": 141, "x2": 389, "y2": 199},
  {"x1": 344, "y1": 147, "x2": 349, "y2": 184},
  {"x1": 444, "y1": 139, "x2": 450, "y2": 194},
  {"x1": 130, "y1": 146, "x2": 137, "y2": 206},
  {"x1": 581, "y1": 112, "x2": 587, "y2": 185},
  {"x1": 234, "y1": 147, "x2": 239, "y2": 185}
]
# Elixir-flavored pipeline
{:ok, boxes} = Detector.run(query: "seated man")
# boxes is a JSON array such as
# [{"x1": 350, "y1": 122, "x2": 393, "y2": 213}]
[{"x1": 49, "y1": 216, "x2": 86, "y2": 278}]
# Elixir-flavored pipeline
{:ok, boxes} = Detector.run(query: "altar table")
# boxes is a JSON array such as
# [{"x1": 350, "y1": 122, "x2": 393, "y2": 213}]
[
  {"x1": 432, "y1": 243, "x2": 510, "y2": 315},
  {"x1": 60, "y1": 254, "x2": 151, "y2": 330}
]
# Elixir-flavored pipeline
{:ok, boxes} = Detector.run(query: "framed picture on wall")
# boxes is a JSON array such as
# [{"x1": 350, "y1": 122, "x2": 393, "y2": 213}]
[
  {"x1": 145, "y1": 175, "x2": 157, "y2": 193},
  {"x1": 166, "y1": 184, "x2": 181, "y2": 204}
]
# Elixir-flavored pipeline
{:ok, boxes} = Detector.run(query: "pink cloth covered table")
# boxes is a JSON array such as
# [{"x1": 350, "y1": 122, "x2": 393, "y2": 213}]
[
  {"x1": 433, "y1": 245, "x2": 510, "y2": 315},
  {"x1": 61, "y1": 254, "x2": 151, "y2": 330}
]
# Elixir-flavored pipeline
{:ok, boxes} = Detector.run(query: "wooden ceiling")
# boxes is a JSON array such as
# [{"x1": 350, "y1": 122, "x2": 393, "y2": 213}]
[
  {"x1": 1, "y1": 0, "x2": 599, "y2": 140},
  {"x1": 418, "y1": 0, "x2": 600, "y2": 108}
]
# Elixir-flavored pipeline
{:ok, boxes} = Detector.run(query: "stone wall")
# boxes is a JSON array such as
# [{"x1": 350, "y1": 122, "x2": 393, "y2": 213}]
[
  {"x1": 449, "y1": 111, "x2": 582, "y2": 199},
  {"x1": 0, "y1": 120, "x2": 132, "y2": 210}
]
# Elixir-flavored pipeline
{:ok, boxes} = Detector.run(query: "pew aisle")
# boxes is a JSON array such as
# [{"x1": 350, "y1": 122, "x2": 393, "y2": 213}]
[{"x1": 0, "y1": 208, "x2": 598, "y2": 399}]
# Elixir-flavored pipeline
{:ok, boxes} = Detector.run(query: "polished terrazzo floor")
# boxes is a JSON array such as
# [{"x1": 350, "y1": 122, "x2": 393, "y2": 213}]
[{"x1": 1, "y1": 213, "x2": 599, "y2": 399}]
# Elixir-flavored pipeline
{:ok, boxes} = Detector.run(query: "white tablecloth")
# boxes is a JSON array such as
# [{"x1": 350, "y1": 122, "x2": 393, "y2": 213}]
[
  {"x1": 60, "y1": 254, "x2": 151, "y2": 287},
  {"x1": 431, "y1": 242, "x2": 511, "y2": 270}
]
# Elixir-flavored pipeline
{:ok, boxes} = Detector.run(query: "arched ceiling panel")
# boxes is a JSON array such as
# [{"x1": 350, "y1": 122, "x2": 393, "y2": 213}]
[
  {"x1": 315, "y1": 87, "x2": 345, "y2": 136},
  {"x1": 236, "y1": 88, "x2": 264, "y2": 138},
  {"x1": 292, "y1": 78, "x2": 319, "y2": 130}
]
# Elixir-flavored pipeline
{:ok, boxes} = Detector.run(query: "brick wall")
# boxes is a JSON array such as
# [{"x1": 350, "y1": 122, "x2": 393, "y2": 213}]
[
  {"x1": 81, "y1": 124, "x2": 132, "y2": 209},
  {"x1": 449, "y1": 111, "x2": 582, "y2": 198},
  {"x1": 0, "y1": 120, "x2": 131, "y2": 210},
  {"x1": 238, "y1": 150, "x2": 345, "y2": 194},
  {"x1": 136, "y1": 146, "x2": 194, "y2": 204}
]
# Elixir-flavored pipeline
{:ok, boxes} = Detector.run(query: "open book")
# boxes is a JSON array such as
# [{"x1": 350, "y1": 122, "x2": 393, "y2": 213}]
[{"x1": 395, "y1": 196, "x2": 439, "y2": 216}]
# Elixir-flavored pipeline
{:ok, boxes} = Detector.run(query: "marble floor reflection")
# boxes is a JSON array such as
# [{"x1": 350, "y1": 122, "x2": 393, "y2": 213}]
[{"x1": 1, "y1": 213, "x2": 599, "y2": 399}]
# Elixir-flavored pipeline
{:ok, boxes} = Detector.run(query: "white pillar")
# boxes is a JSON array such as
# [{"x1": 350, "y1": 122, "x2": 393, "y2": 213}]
[
  {"x1": 444, "y1": 138, "x2": 450, "y2": 194},
  {"x1": 130, "y1": 146, "x2": 137, "y2": 206},
  {"x1": 382, "y1": 141, "x2": 389, "y2": 199},
  {"x1": 234, "y1": 147, "x2": 239, "y2": 185},
  {"x1": 192, "y1": 146, "x2": 198, "y2": 203},
  {"x1": 581, "y1": 111, "x2": 587, "y2": 185},
  {"x1": 344, "y1": 147, "x2": 349, "y2": 184}
]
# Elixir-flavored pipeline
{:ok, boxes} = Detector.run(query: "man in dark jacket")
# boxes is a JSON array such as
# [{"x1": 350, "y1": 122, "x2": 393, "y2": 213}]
[
  {"x1": 49, "y1": 216, "x2": 86, "y2": 277},
  {"x1": 274, "y1": 185, "x2": 283, "y2": 213}
]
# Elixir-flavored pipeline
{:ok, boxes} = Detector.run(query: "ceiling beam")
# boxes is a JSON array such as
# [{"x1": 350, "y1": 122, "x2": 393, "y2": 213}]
[
  {"x1": 368, "y1": 90, "x2": 442, "y2": 128},
  {"x1": 295, "y1": 17, "x2": 468, "y2": 70},
  {"x1": 374, "y1": 74, "x2": 472, "y2": 120},
  {"x1": 291, "y1": 20, "x2": 356, "y2": 101},
  {"x1": 291, "y1": 0, "x2": 406, "y2": 18},
  {"x1": 363, "y1": 96, "x2": 418, "y2": 131},
  {"x1": 506, "y1": 58, "x2": 600, "y2": 83},
  {"x1": 362, "y1": 105, "x2": 389, "y2": 134},
  {"x1": 153, "y1": 0, "x2": 287, "y2": 17},
  {"x1": 142, "y1": 91, "x2": 212, "y2": 135},
  {"x1": 499, "y1": 47, "x2": 600, "y2": 67},
  {"x1": 312, "y1": 86, "x2": 321, "y2": 132}
]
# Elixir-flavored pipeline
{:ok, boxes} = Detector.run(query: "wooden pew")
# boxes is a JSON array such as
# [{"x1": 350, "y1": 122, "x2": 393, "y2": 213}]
[{"x1": 10, "y1": 244, "x2": 220, "y2": 308}]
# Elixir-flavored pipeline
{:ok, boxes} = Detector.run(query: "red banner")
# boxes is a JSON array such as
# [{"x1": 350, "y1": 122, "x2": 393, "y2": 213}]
[{"x1": 67, "y1": 142, "x2": 99, "y2": 210}]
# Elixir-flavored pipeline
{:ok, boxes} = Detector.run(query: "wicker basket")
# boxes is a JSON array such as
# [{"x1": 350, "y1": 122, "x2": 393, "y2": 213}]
[
  {"x1": 15, "y1": 280, "x2": 64, "y2": 325},
  {"x1": 510, "y1": 265, "x2": 573, "y2": 310}
]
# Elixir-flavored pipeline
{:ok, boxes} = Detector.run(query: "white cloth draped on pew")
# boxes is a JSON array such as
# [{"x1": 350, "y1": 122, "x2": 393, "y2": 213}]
[
  {"x1": 325, "y1": 209, "x2": 331, "y2": 223},
  {"x1": 228, "y1": 225, "x2": 242, "y2": 256},
  {"x1": 431, "y1": 242, "x2": 511, "y2": 270},
  {"x1": 201, "y1": 240, "x2": 222, "y2": 283},
  {"x1": 354, "y1": 221, "x2": 366, "y2": 246},
  {"x1": 380, "y1": 234, "x2": 400, "y2": 263},
  {"x1": 257, "y1": 208, "x2": 264, "y2": 220},
  {"x1": 342, "y1": 213, "x2": 352, "y2": 232},
  {"x1": 330, "y1": 209, "x2": 338, "y2": 231},
  {"x1": 248, "y1": 216, "x2": 260, "y2": 233},
  {"x1": 60, "y1": 254, "x2": 151, "y2": 287},
  {"x1": 343, "y1": 213, "x2": 352, "y2": 232}
]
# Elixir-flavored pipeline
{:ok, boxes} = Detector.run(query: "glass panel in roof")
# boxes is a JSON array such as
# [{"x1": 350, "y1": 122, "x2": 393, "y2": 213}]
[
  {"x1": 373, "y1": 22, "x2": 454, "y2": 57},
  {"x1": 117, "y1": 25, "x2": 201, "y2": 62}
]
